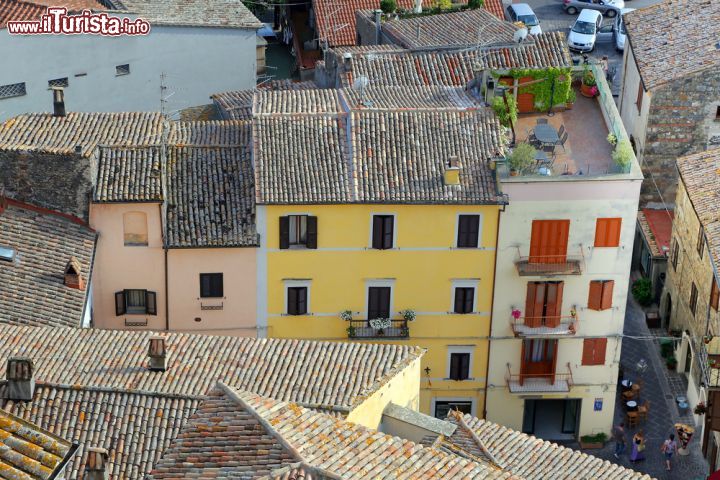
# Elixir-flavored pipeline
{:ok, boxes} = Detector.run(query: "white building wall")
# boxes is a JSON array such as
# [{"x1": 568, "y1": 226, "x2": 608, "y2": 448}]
[
  {"x1": 487, "y1": 178, "x2": 641, "y2": 437},
  {"x1": 618, "y1": 46, "x2": 651, "y2": 156},
  {"x1": 0, "y1": 19, "x2": 256, "y2": 120}
]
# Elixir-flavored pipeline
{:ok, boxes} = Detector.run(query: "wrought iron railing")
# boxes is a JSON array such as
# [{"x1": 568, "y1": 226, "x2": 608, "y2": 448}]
[
  {"x1": 510, "y1": 314, "x2": 578, "y2": 336},
  {"x1": 347, "y1": 319, "x2": 409, "y2": 339},
  {"x1": 506, "y1": 363, "x2": 574, "y2": 392}
]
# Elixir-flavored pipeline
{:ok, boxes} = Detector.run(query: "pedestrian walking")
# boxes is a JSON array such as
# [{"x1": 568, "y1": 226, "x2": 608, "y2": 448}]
[
  {"x1": 661, "y1": 433, "x2": 678, "y2": 471},
  {"x1": 612, "y1": 422, "x2": 627, "y2": 459},
  {"x1": 629, "y1": 430, "x2": 645, "y2": 462}
]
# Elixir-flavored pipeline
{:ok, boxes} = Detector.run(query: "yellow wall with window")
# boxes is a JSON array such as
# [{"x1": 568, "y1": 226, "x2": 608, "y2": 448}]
[{"x1": 260, "y1": 203, "x2": 500, "y2": 417}]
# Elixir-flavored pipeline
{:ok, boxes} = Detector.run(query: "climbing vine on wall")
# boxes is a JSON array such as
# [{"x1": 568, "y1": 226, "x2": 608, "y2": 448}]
[{"x1": 493, "y1": 67, "x2": 573, "y2": 111}]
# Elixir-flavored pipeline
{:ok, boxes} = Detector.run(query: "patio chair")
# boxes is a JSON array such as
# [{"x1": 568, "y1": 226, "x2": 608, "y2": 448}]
[
  {"x1": 626, "y1": 411, "x2": 639, "y2": 428},
  {"x1": 557, "y1": 125, "x2": 566, "y2": 138},
  {"x1": 638, "y1": 400, "x2": 650, "y2": 422},
  {"x1": 542, "y1": 144, "x2": 556, "y2": 160},
  {"x1": 536, "y1": 118, "x2": 548, "y2": 125},
  {"x1": 631, "y1": 383, "x2": 641, "y2": 396},
  {"x1": 556, "y1": 132, "x2": 569, "y2": 152},
  {"x1": 622, "y1": 389, "x2": 636, "y2": 402}
]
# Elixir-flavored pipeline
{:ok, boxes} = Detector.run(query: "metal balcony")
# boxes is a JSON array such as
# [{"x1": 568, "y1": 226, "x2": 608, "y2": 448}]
[
  {"x1": 347, "y1": 319, "x2": 409, "y2": 339},
  {"x1": 510, "y1": 314, "x2": 578, "y2": 337},
  {"x1": 514, "y1": 254, "x2": 583, "y2": 276},
  {"x1": 506, "y1": 363, "x2": 574, "y2": 393}
]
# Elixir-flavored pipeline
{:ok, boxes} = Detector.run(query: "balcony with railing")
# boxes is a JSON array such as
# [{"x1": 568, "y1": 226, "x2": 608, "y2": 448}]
[
  {"x1": 511, "y1": 314, "x2": 578, "y2": 337},
  {"x1": 514, "y1": 253, "x2": 583, "y2": 276},
  {"x1": 506, "y1": 363, "x2": 574, "y2": 393},
  {"x1": 347, "y1": 319, "x2": 409, "y2": 339}
]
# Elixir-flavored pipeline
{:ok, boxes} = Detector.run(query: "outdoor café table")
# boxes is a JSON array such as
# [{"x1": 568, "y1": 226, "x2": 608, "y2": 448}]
[
  {"x1": 626, "y1": 400, "x2": 638, "y2": 412},
  {"x1": 534, "y1": 124, "x2": 559, "y2": 145},
  {"x1": 621, "y1": 379, "x2": 633, "y2": 390}
]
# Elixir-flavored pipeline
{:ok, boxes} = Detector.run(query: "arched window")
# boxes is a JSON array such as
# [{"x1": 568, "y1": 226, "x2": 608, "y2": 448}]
[{"x1": 123, "y1": 212, "x2": 148, "y2": 246}]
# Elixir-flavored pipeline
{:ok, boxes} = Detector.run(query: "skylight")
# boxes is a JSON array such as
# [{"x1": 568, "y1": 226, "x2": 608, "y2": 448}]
[{"x1": 0, "y1": 245, "x2": 15, "y2": 262}]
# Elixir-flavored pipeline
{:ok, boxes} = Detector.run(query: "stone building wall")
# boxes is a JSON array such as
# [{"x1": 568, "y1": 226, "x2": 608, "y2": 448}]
[
  {"x1": 641, "y1": 69, "x2": 720, "y2": 205},
  {"x1": 0, "y1": 151, "x2": 94, "y2": 220}
]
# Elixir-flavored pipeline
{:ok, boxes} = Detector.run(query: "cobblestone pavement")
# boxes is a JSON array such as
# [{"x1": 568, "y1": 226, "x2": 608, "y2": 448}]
[{"x1": 579, "y1": 295, "x2": 708, "y2": 479}]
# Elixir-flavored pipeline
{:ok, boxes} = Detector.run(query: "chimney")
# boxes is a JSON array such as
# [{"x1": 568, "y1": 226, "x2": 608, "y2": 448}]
[
  {"x1": 374, "y1": 9, "x2": 382, "y2": 45},
  {"x1": 5, "y1": 357, "x2": 35, "y2": 401},
  {"x1": 75, "y1": 145, "x2": 83, "y2": 155},
  {"x1": 343, "y1": 52, "x2": 353, "y2": 71},
  {"x1": 85, "y1": 447, "x2": 109, "y2": 480},
  {"x1": 444, "y1": 156, "x2": 461, "y2": 186},
  {"x1": 52, "y1": 87, "x2": 66, "y2": 117},
  {"x1": 64, "y1": 257, "x2": 85, "y2": 290},
  {"x1": 414, "y1": 0, "x2": 422, "y2": 13},
  {"x1": 148, "y1": 336, "x2": 167, "y2": 371}
]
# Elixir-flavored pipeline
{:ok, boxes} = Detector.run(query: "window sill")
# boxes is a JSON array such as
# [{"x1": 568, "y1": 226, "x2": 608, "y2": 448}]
[
  {"x1": 445, "y1": 378, "x2": 475, "y2": 381},
  {"x1": 124, "y1": 243, "x2": 148, "y2": 247},
  {"x1": 282, "y1": 313, "x2": 313, "y2": 317}
]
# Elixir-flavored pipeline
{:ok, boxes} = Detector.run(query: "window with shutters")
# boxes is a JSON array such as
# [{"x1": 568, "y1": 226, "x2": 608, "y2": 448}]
[
  {"x1": 525, "y1": 282, "x2": 564, "y2": 327},
  {"x1": 457, "y1": 214, "x2": 481, "y2": 248},
  {"x1": 697, "y1": 225, "x2": 705, "y2": 258},
  {"x1": 279, "y1": 215, "x2": 317, "y2": 249},
  {"x1": 582, "y1": 338, "x2": 607, "y2": 365},
  {"x1": 636, "y1": 83, "x2": 644, "y2": 112},
  {"x1": 588, "y1": 280, "x2": 614, "y2": 311},
  {"x1": 114, "y1": 289, "x2": 157, "y2": 316},
  {"x1": 711, "y1": 277, "x2": 719, "y2": 311},
  {"x1": 368, "y1": 286, "x2": 391, "y2": 319},
  {"x1": 671, "y1": 240, "x2": 679, "y2": 271},
  {"x1": 371, "y1": 215, "x2": 394, "y2": 249},
  {"x1": 529, "y1": 219, "x2": 570, "y2": 264},
  {"x1": 287, "y1": 286, "x2": 308, "y2": 315},
  {"x1": 454, "y1": 287, "x2": 475, "y2": 314},
  {"x1": 594, "y1": 218, "x2": 622, "y2": 247},
  {"x1": 123, "y1": 212, "x2": 148, "y2": 246},
  {"x1": 433, "y1": 400, "x2": 473, "y2": 419},
  {"x1": 199, "y1": 273, "x2": 223, "y2": 298},
  {"x1": 690, "y1": 282, "x2": 698, "y2": 315},
  {"x1": 447, "y1": 347, "x2": 473, "y2": 380}
]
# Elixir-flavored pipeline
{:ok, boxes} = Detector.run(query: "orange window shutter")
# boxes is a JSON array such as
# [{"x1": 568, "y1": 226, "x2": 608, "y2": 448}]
[
  {"x1": 525, "y1": 282, "x2": 538, "y2": 326},
  {"x1": 601, "y1": 280, "x2": 615, "y2": 310},
  {"x1": 595, "y1": 218, "x2": 622, "y2": 247},
  {"x1": 581, "y1": 339, "x2": 594, "y2": 365},
  {"x1": 594, "y1": 338, "x2": 608, "y2": 365},
  {"x1": 588, "y1": 281, "x2": 603, "y2": 310},
  {"x1": 711, "y1": 279, "x2": 720, "y2": 311},
  {"x1": 594, "y1": 219, "x2": 607, "y2": 247},
  {"x1": 529, "y1": 221, "x2": 542, "y2": 261},
  {"x1": 545, "y1": 282, "x2": 564, "y2": 328}
]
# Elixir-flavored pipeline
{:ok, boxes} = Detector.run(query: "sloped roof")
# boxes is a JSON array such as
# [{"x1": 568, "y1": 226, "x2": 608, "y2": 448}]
[
  {"x1": 637, "y1": 208, "x2": 673, "y2": 258},
  {"x1": 333, "y1": 32, "x2": 571, "y2": 87},
  {"x1": 150, "y1": 385, "x2": 517, "y2": 479},
  {"x1": 0, "y1": 408, "x2": 75, "y2": 480},
  {"x1": 0, "y1": 325, "x2": 423, "y2": 407},
  {"x1": 0, "y1": 201, "x2": 95, "y2": 328},
  {"x1": 624, "y1": 0, "x2": 720, "y2": 90},
  {"x1": 0, "y1": 0, "x2": 46, "y2": 28},
  {"x1": 94, "y1": 146, "x2": 163, "y2": 203},
  {"x1": 117, "y1": 0, "x2": 262, "y2": 28},
  {"x1": 676, "y1": 148, "x2": 720, "y2": 272},
  {"x1": 342, "y1": 85, "x2": 482, "y2": 110},
  {"x1": 312, "y1": 0, "x2": 415, "y2": 46},
  {"x1": 378, "y1": 8, "x2": 517, "y2": 49}
]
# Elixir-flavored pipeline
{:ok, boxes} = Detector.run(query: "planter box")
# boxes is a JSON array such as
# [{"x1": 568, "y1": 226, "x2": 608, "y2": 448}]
[
  {"x1": 580, "y1": 441, "x2": 605, "y2": 449},
  {"x1": 646, "y1": 311, "x2": 660, "y2": 329}
]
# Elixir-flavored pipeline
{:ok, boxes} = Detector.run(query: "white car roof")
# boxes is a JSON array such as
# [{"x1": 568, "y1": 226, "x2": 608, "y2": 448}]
[
  {"x1": 620, "y1": 7, "x2": 636, "y2": 14},
  {"x1": 577, "y1": 9, "x2": 602, "y2": 21},
  {"x1": 509, "y1": 3, "x2": 535, "y2": 15}
]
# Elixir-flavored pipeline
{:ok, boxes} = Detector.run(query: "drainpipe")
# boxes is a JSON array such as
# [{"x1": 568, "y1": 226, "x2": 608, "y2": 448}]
[
  {"x1": 164, "y1": 245, "x2": 169, "y2": 331},
  {"x1": 484, "y1": 207, "x2": 502, "y2": 419}
]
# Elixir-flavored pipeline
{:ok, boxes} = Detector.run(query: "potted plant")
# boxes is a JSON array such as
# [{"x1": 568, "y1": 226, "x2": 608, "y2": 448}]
[
  {"x1": 606, "y1": 132, "x2": 617, "y2": 146},
  {"x1": 694, "y1": 402, "x2": 707, "y2": 415},
  {"x1": 612, "y1": 139, "x2": 634, "y2": 173},
  {"x1": 511, "y1": 308, "x2": 522, "y2": 320},
  {"x1": 631, "y1": 277, "x2": 652, "y2": 306},
  {"x1": 565, "y1": 89, "x2": 576, "y2": 110},
  {"x1": 340, "y1": 310, "x2": 353, "y2": 321},
  {"x1": 380, "y1": 0, "x2": 396, "y2": 14},
  {"x1": 507, "y1": 142, "x2": 536, "y2": 176},
  {"x1": 400, "y1": 309, "x2": 416, "y2": 322},
  {"x1": 369, "y1": 317, "x2": 391, "y2": 336},
  {"x1": 492, "y1": 94, "x2": 517, "y2": 128},
  {"x1": 667, "y1": 355, "x2": 678, "y2": 370},
  {"x1": 579, "y1": 432, "x2": 607, "y2": 449},
  {"x1": 704, "y1": 334, "x2": 714, "y2": 344},
  {"x1": 346, "y1": 325, "x2": 356, "y2": 337},
  {"x1": 581, "y1": 68, "x2": 597, "y2": 98}
]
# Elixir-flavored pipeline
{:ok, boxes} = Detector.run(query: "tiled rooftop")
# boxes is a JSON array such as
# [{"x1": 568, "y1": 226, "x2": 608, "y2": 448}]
[
  {"x1": 212, "y1": 82, "x2": 320, "y2": 120},
  {"x1": 638, "y1": 208, "x2": 674, "y2": 258},
  {"x1": 624, "y1": 0, "x2": 720, "y2": 90},
  {"x1": 117, "y1": 0, "x2": 262, "y2": 28},
  {"x1": 94, "y1": 146, "x2": 163, "y2": 203},
  {"x1": 0, "y1": 202, "x2": 95, "y2": 328},
  {"x1": 378, "y1": 8, "x2": 518, "y2": 49},
  {"x1": 0, "y1": 0, "x2": 47, "y2": 28},
  {"x1": 676, "y1": 148, "x2": 720, "y2": 271},
  {"x1": 312, "y1": 0, "x2": 414, "y2": 46},
  {"x1": 342, "y1": 85, "x2": 482, "y2": 109},
  {"x1": 0, "y1": 408, "x2": 76, "y2": 480},
  {"x1": 333, "y1": 32, "x2": 572, "y2": 87}
]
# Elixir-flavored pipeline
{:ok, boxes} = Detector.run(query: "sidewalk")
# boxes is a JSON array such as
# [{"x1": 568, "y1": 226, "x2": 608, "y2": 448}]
[{"x1": 580, "y1": 295, "x2": 708, "y2": 479}]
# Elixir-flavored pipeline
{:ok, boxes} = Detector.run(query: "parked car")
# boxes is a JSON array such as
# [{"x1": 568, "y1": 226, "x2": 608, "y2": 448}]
[
  {"x1": 563, "y1": 0, "x2": 625, "y2": 17},
  {"x1": 614, "y1": 8, "x2": 635, "y2": 51},
  {"x1": 567, "y1": 9, "x2": 614, "y2": 52},
  {"x1": 505, "y1": 3, "x2": 542, "y2": 35}
]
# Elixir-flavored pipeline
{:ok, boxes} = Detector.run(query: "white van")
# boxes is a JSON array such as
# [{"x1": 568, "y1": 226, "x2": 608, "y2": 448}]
[
  {"x1": 614, "y1": 8, "x2": 635, "y2": 51},
  {"x1": 567, "y1": 9, "x2": 614, "y2": 52}
]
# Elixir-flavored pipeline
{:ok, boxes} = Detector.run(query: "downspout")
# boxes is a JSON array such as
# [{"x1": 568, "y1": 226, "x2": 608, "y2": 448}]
[
  {"x1": 165, "y1": 240, "x2": 169, "y2": 331},
  {"x1": 484, "y1": 206, "x2": 502, "y2": 419}
]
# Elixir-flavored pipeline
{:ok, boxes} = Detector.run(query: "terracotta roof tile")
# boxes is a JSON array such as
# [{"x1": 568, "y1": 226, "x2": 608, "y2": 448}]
[
  {"x1": 116, "y1": 0, "x2": 263, "y2": 28},
  {"x1": 0, "y1": 0, "x2": 46, "y2": 28},
  {"x1": 624, "y1": 0, "x2": 720, "y2": 90},
  {"x1": 212, "y1": 82, "x2": 320, "y2": 120},
  {"x1": 312, "y1": 0, "x2": 415, "y2": 46},
  {"x1": 0, "y1": 203, "x2": 95, "y2": 328},
  {"x1": 94, "y1": 146, "x2": 164, "y2": 203},
  {"x1": 483, "y1": 0, "x2": 504, "y2": 19},
  {"x1": 638, "y1": 208, "x2": 673, "y2": 258}
]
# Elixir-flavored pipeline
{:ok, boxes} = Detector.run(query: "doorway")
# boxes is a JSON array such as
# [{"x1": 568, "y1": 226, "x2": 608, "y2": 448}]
[
  {"x1": 521, "y1": 339, "x2": 558, "y2": 384},
  {"x1": 522, "y1": 399, "x2": 581, "y2": 441},
  {"x1": 664, "y1": 294, "x2": 672, "y2": 330}
]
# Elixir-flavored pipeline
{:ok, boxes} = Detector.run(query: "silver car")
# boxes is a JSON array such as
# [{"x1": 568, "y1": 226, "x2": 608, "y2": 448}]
[{"x1": 562, "y1": 0, "x2": 625, "y2": 17}]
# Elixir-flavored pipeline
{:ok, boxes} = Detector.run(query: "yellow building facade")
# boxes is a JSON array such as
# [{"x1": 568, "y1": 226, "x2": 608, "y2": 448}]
[{"x1": 257, "y1": 203, "x2": 500, "y2": 417}]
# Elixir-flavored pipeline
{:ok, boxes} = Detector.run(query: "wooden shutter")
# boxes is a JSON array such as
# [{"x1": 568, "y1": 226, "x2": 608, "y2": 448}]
[
  {"x1": 588, "y1": 280, "x2": 603, "y2": 311},
  {"x1": 529, "y1": 220, "x2": 569, "y2": 264},
  {"x1": 297, "y1": 287, "x2": 307, "y2": 315},
  {"x1": 460, "y1": 353, "x2": 470, "y2": 380},
  {"x1": 601, "y1": 280, "x2": 614, "y2": 310},
  {"x1": 582, "y1": 339, "x2": 607, "y2": 365},
  {"x1": 450, "y1": 354, "x2": 460, "y2": 380},
  {"x1": 368, "y1": 287, "x2": 390, "y2": 318},
  {"x1": 383, "y1": 216, "x2": 394, "y2": 249},
  {"x1": 595, "y1": 218, "x2": 622, "y2": 247},
  {"x1": 287, "y1": 287, "x2": 298, "y2": 315},
  {"x1": 200, "y1": 274, "x2": 210, "y2": 297},
  {"x1": 545, "y1": 282, "x2": 563, "y2": 328},
  {"x1": 672, "y1": 240, "x2": 679, "y2": 270},
  {"x1": 711, "y1": 278, "x2": 719, "y2": 311},
  {"x1": 698, "y1": 225, "x2": 705, "y2": 258},
  {"x1": 146, "y1": 291, "x2": 157, "y2": 315},
  {"x1": 379, "y1": 287, "x2": 391, "y2": 318},
  {"x1": 458, "y1": 215, "x2": 479, "y2": 248},
  {"x1": 594, "y1": 338, "x2": 607, "y2": 364},
  {"x1": 454, "y1": 289, "x2": 465, "y2": 314},
  {"x1": 525, "y1": 282, "x2": 540, "y2": 327},
  {"x1": 306, "y1": 216, "x2": 318, "y2": 249},
  {"x1": 115, "y1": 291, "x2": 126, "y2": 316},
  {"x1": 709, "y1": 391, "x2": 720, "y2": 431},
  {"x1": 691, "y1": 283, "x2": 698, "y2": 315},
  {"x1": 372, "y1": 216, "x2": 383, "y2": 249},
  {"x1": 463, "y1": 288, "x2": 474, "y2": 313},
  {"x1": 279, "y1": 216, "x2": 290, "y2": 250},
  {"x1": 636, "y1": 83, "x2": 644, "y2": 110}
]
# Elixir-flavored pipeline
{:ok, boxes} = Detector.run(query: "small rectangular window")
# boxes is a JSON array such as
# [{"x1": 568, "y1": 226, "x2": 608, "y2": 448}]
[
  {"x1": 582, "y1": 338, "x2": 607, "y2": 366},
  {"x1": 636, "y1": 83, "x2": 644, "y2": 111},
  {"x1": 287, "y1": 287, "x2": 308, "y2": 315},
  {"x1": 0, "y1": 82, "x2": 26, "y2": 99},
  {"x1": 115, "y1": 289, "x2": 157, "y2": 316},
  {"x1": 457, "y1": 215, "x2": 480, "y2": 248},
  {"x1": 116, "y1": 64, "x2": 130, "y2": 76},
  {"x1": 48, "y1": 77, "x2": 69, "y2": 88},
  {"x1": 690, "y1": 282, "x2": 698, "y2": 315},
  {"x1": 697, "y1": 225, "x2": 705, "y2": 258},
  {"x1": 594, "y1": 218, "x2": 622, "y2": 247},
  {"x1": 711, "y1": 277, "x2": 720, "y2": 311},
  {"x1": 200, "y1": 273, "x2": 223, "y2": 298},
  {"x1": 279, "y1": 215, "x2": 317, "y2": 249},
  {"x1": 449, "y1": 352, "x2": 471, "y2": 380},
  {"x1": 454, "y1": 287, "x2": 474, "y2": 314},
  {"x1": 372, "y1": 215, "x2": 394, "y2": 250},
  {"x1": 434, "y1": 400, "x2": 472, "y2": 419},
  {"x1": 368, "y1": 286, "x2": 391, "y2": 319}
]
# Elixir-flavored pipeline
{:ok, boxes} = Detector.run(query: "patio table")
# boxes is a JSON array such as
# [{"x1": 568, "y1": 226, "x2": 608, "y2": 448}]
[
  {"x1": 621, "y1": 379, "x2": 633, "y2": 390},
  {"x1": 534, "y1": 124, "x2": 559, "y2": 145},
  {"x1": 626, "y1": 400, "x2": 638, "y2": 412}
]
